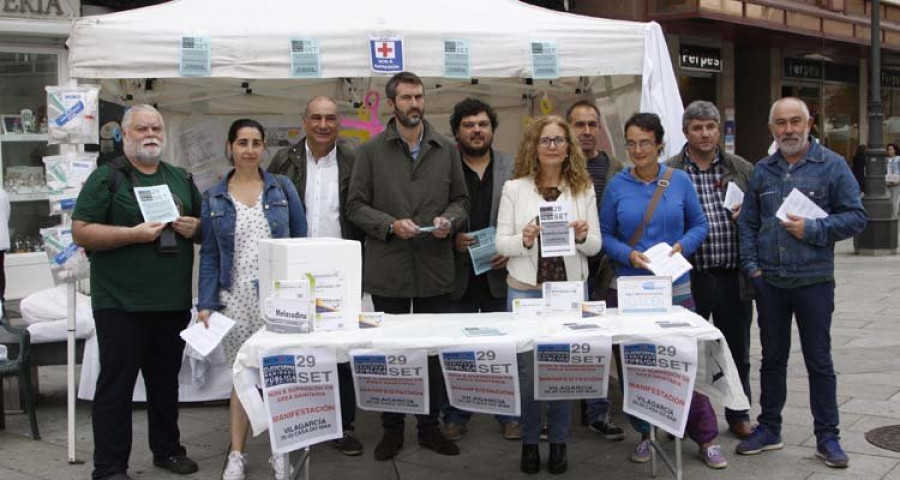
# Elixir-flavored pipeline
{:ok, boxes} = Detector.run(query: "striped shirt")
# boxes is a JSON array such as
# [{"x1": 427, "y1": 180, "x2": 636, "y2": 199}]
[
  {"x1": 683, "y1": 150, "x2": 738, "y2": 270},
  {"x1": 586, "y1": 152, "x2": 611, "y2": 209}
]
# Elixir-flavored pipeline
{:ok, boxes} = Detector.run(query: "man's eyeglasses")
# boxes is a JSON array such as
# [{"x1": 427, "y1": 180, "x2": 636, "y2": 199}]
[
  {"x1": 625, "y1": 140, "x2": 657, "y2": 151},
  {"x1": 538, "y1": 136, "x2": 568, "y2": 148}
]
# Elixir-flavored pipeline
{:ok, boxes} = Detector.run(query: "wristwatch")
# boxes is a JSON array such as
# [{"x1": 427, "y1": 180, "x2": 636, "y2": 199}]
[{"x1": 388, "y1": 222, "x2": 394, "y2": 236}]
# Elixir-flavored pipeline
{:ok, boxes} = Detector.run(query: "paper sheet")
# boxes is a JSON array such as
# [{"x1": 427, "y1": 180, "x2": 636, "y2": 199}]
[
  {"x1": 643, "y1": 242, "x2": 693, "y2": 280},
  {"x1": 133, "y1": 185, "x2": 180, "y2": 223},
  {"x1": 722, "y1": 182, "x2": 744, "y2": 210},
  {"x1": 538, "y1": 201, "x2": 575, "y2": 257},
  {"x1": 775, "y1": 188, "x2": 828, "y2": 222},
  {"x1": 467, "y1": 227, "x2": 497, "y2": 276},
  {"x1": 179, "y1": 312, "x2": 236, "y2": 358}
]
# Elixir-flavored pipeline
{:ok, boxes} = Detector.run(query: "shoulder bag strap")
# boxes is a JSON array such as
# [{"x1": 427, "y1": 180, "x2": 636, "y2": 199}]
[{"x1": 627, "y1": 167, "x2": 674, "y2": 247}]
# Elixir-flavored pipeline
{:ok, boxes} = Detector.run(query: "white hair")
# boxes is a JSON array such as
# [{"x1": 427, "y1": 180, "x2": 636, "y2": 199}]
[
  {"x1": 121, "y1": 104, "x2": 163, "y2": 130},
  {"x1": 768, "y1": 97, "x2": 810, "y2": 126}
]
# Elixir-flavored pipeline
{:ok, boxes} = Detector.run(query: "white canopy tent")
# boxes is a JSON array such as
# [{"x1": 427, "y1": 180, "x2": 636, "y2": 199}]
[
  {"x1": 66, "y1": 0, "x2": 686, "y2": 159},
  {"x1": 61, "y1": 0, "x2": 688, "y2": 470}
]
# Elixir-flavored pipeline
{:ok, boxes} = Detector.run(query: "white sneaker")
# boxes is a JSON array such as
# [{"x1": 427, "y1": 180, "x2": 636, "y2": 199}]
[
  {"x1": 269, "y1": 454, "x2": 285, "y2": 480},
  {"x1": 222, "y1": 451, "x2": 247, "y2": 480}
]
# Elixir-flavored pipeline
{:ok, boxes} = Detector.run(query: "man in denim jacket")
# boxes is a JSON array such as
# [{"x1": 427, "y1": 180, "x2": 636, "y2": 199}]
[{"x1": 736, "y1": 97, "x2": 866, "y2": 468}]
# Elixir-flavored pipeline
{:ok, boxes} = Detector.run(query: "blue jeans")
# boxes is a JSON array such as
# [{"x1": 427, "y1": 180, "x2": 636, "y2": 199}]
[
  {"x1": 753, "y1": 277, "x2": 839, "y2": 440},
  {"x1": 508, "y1": 284, "x2": 579, "y2": 444}
]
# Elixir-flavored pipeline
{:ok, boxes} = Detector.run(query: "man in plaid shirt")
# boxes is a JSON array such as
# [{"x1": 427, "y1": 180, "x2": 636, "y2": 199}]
[{"x1": 666, "y1": 100, "x2": 755, "y2": 439}]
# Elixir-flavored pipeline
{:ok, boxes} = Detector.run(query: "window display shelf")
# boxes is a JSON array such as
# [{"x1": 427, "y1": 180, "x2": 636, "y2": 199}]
[
  {"x1": 8, "y1": 191, "x2": 50, "y2": 202},
  {"x1": 0, "y1": 133, "x2": 48, "y2": 142}
]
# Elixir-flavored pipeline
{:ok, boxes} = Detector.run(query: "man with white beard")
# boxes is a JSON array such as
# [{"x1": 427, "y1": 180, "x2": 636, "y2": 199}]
[
  {"x1": 736, "y1": 97, "x2": 866, "y2": 469},
  {"x1": 73, "y1": 105, "x2": 202, "y2": 480}
]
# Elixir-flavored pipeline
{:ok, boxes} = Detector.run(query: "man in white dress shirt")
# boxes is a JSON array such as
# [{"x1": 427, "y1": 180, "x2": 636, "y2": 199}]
[{"x1": 267, "y1": 95, "x2": 364, "y2": 456}]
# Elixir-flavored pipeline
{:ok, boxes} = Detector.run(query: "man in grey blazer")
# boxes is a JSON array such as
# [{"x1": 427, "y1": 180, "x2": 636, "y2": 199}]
[{"x1": 441, "y1": 98, "x2": 521, "y2": 441}]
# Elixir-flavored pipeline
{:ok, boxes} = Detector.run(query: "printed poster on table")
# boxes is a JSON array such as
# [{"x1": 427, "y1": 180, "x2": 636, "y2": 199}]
[
  {"x1": 260, "y1": 347, "x2": 342, "y2": 454},
  {"x1": 534, "y1": 336, "x2": 612, "y2": 401},
  {"x1": 622, "y1": 336, "x2": 698, "y2": 438},
  {"x1": 350, "y1": 349, "x2": 429, "y2": 415},
  {"x1": 440, "y1": 343, "x2": 520, "y2": 417}
]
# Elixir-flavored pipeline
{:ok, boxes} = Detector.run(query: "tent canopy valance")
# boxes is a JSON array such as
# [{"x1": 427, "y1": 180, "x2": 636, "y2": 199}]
[{"x1": 66, "y1": 0, "x2": 686, "y2": 158}]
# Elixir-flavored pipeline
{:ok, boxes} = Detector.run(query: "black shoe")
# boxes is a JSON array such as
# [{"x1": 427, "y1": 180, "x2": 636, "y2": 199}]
[
  {"x1": 153, "y1": 455, "x2": 198, "y2": 475},
  {"x1": 374, "y1": 428, "x2": 404, "y2": 461},
  {"x1": 548, "y1": 443, "x2": 568, "y2": 474},
  {"x1": 418, "y1": 426, "x2": 460, "y2": 456},
  {"x1": 334, "y1": 430, "x2": 364, "y2": 456},
  {"x1": 521, "y1": 444, "x2": 540, "y2": 474},
  {"x1": 589, "y1": 415, "x2": 626, "y2": 441}
]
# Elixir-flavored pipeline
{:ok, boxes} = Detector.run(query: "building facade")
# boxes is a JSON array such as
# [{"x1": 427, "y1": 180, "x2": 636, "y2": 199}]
[{"x1": 560, "y1": 0, "x2": 900, "y2": 163}]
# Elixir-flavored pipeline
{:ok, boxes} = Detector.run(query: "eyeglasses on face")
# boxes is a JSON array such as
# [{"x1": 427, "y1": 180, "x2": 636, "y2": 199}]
[
  {"x1": 538, "y1": 136, "x2": 568, "y2": 147},
  {"x1": 625, "y1": 140, "x2": 657, "y2": 151}
]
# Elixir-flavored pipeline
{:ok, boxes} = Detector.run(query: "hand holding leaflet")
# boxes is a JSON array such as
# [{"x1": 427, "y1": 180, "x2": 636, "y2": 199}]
[
  {"x1": 722, "y1": 182, "x2": 744, "y2": 210},
  {"x1": 642, "y1": 242, "x2": 693, "y2": 280},
  {"x1": 134, "y1": 185, "x2": 180, "y2": 223},
  {"x1": 775, "y1": 188, "x2": 828, "y2": 222},
  {"x1": 180, "y1": 312, "x2": 235, "y2": 357}
]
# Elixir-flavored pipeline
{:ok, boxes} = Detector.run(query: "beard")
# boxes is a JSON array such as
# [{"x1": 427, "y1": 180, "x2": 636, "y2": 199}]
[
  {"x1": 776, "y1": 133, "x2": 808, "y2": 157},
  {"x1": 124, "y1": 137, "x2": 165, "y2": 165},
  {"x1": 460, "y1": 135, "x2": 492, "y2": 157},
  {"x1": 395, "y1": 106, "x2": 423, "y2": 128}
]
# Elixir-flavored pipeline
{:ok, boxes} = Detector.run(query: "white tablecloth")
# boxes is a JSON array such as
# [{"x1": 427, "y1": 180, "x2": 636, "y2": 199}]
[{"x1": 234, "y1": 307, "x2": 751, "y2": 435}]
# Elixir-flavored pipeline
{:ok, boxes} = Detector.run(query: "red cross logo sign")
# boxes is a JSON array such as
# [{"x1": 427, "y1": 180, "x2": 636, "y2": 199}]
[{"x1": 376, "y1": 42, "x2": 395, "y2": 59}]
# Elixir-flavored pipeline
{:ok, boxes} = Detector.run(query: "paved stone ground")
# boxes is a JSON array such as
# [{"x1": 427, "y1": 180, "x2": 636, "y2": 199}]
[{"x1": 2, "y1": 239, "x2": 899, "y2": 479}]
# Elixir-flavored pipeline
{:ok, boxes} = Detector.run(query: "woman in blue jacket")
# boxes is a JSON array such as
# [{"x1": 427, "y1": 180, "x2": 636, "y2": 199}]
[
  {"x1": 600, "y1": 113, "x2": 727, "y2": 470},
  {"x1": 197, "y1": 119, "x2": 307, "y2": 480}
]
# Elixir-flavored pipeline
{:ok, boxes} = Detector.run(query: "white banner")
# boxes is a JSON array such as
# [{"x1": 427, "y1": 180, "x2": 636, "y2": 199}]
[
  {"x1": 440, "y1": 343, "x2": 520, "y2": 417},
  {"x1": 622, "y1": 336, "x2": 698, "y2": 438},
  {"x1": 533, "y1": 336, "x2": 612, "y2": 401},
  {"x1": 260, "y1": 347, "x2": 342, "y2": 454},
  {"x1": 349, "y1": 349, "x2": 429, "y2": 415}
]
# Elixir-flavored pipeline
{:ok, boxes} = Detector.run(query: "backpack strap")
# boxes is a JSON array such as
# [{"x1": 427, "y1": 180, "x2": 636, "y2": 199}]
[{"x1": 627, "y1": 166, "x2": 675, "y2": 247}]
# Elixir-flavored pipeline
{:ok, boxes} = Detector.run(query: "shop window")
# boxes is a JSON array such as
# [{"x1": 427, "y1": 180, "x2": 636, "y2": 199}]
[
  {"x1": 881, "y1": 88, "x2": 900, "y2": 146},
  {"x1": 823, "y1": 83, "x2": 859, "y2": 161}
]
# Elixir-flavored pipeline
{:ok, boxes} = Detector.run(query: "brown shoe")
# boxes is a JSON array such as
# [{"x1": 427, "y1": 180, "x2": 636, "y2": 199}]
[
  {"x1": 503, "y1": 422, "x2": 523, "y2": 440},
  {"x1": 729, "y1": 420, "x2": 753, "y2": 439},
  {"x1": 418, "y1": 427, "x2": 460, "y2": 456},
  {"x1": 441, "y1": 422, "x2": 467, "y2": 441},
  {"x1": 374, "y1": 428, "x2": 404, "y2": 461}
]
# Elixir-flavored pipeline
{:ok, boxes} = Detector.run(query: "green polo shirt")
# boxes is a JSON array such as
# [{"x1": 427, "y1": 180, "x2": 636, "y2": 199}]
[{"x1": 72, "y1": 159, "x2": 201, "y2": 312}]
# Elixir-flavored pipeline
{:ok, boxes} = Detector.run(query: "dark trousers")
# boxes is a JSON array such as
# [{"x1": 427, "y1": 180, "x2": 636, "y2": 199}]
[
  {"x1": 447, "y1": 276, "x2": 506, "y2": 315},
  {"x1": 753, "y1": 278, "x2": 839, "y2": 440},
  {"x1": 0, "y1": 250, "x2": 5, "y2": 313},
  {"x1": 92, "y1": 309, "x2": 190, "y2": 480},
  {"x1": 371, "y1": 294, "x2": 449, "y2": 432},
  {"x1": 691, "y1": 269, "x2": 753, "y2": 423},
  {"x1": 338, "y1": 363, "x2": 356, "y2": 429}
]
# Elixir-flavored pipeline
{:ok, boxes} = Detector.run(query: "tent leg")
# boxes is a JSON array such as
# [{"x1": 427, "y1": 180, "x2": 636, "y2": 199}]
[{"x1": 67, "y1": 283, "x2": 83, "y2": 464}]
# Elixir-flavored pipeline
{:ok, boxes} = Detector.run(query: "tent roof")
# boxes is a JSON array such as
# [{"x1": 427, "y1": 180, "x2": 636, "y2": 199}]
[{"x1": 68, "y1": 0, "x2": 648, "y2": 79}]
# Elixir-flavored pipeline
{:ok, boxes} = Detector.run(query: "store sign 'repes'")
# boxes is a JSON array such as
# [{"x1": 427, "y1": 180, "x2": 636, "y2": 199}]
[
  {"x1": 679, "y1": 45, "x2": 722, "y2": 73},
  {"x1": 622, "y1": 336, "x2": 698, "y2": 438},
  {"x1": 440, "y1": 343, "x2": 520, "y2": 417},
  {"x1": 260, "y1": 348, "x2": 342, "y2": 455},
  {"x1": 350, "y1": 349, "x2": 429, "y2": 415},
  {"x1": 1, "y1": 0, "x2": 79, "y2": 20}
]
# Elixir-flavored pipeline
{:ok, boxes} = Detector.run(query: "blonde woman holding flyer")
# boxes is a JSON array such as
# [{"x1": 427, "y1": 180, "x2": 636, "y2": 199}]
[{"x1": 496, "y1": 115, "x2": 601, "y2": 475}]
